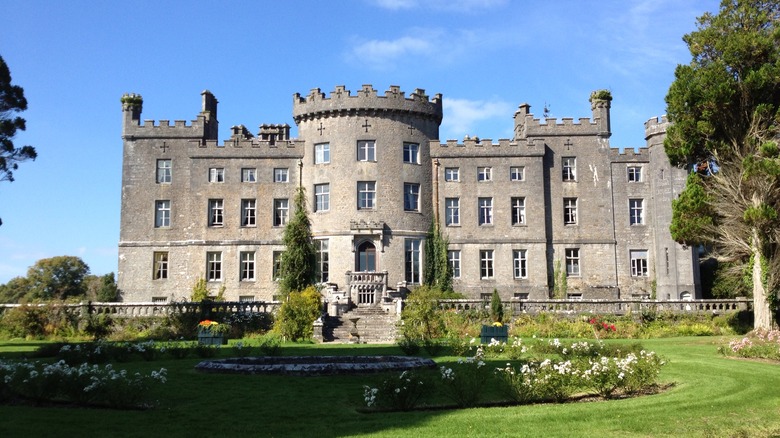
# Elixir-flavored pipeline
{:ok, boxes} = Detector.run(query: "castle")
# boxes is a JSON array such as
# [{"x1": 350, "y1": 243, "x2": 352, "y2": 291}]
[{"x1": 118, "y1": 85, "x2": 700, "y2": 304}]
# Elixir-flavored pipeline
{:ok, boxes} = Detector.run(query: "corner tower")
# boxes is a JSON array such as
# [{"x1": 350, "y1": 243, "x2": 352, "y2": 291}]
[{"x1": 292, "y1": 85, "x2": 443, "y2": 297}]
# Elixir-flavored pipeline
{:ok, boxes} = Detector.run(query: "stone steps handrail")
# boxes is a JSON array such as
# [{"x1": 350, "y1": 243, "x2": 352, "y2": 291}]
[{"x1": 437, "y1": 298, "x2": 752, "y2": 315}]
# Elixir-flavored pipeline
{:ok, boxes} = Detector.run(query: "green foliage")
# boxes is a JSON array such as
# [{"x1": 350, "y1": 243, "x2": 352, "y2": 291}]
[
  {"x1": 0, "y1": 303, "x2": 79, "y2": 339},
  {"x1": 362, "y1": 370, "x2": 428, "y2": 411},
  {"x1": 84, "y1": 273, "x2": 119, "y2": 302},
  {"x1": 423, "y1": 221, "x2": 453, "y2": 292},
  {"x1": 670, "y1": 173, "x2": 714, "y2": 245},
  {"x1": 0, "y1": 56, "x2": 37, "y2": 225},
  {"x1": 663, "y1": 0, "x2": 780, "y2": 328},
  {"x1": 490, "y1": 289, "x2": 504, "y2": 323},
  {"x1": 190, "y1": 277, "x2": 225, "y2": 302},
  {"x1": 24, "y1": 256, "x2": 90, "y2": 301},
  {"x1": 400, "y1": 285, "x2": 447, "y2": 341},
  {"x1": 256, "y1": 331, "x2": 283, "y2": 355},
  {"x1": 589, "y1": 89, "x2": 612, "y2": 102},
  {"x1": 0, "y1": 276, "x2": 30, "y2": 303},
  {"x1": 273, "y1": 286, "x2": 321, "y2": 341},
  {"x1": 279, "y1": 187, "x2": 316, "y2": 296},
  {"x1": 82, "y1": 313, "x2": 113, "y2": 340}
]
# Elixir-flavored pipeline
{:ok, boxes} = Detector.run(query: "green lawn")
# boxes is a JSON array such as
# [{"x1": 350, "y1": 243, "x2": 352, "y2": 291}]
[{"x1": 0, "y1": 337, "x2": 778, "y2": 438}]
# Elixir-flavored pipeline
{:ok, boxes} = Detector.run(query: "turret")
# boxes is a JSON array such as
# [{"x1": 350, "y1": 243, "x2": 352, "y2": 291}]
[
  {"x1": 589, "y1": 90, "x2": 612, "y2": 138},
  {"x1": 513, "y1": 103, "x2": 531, "y2": 140},
  {"x1": 201, "y1": 90, "x2": 219, "y2": 140},
  {"x1": 121, "y1": 93, "x2": 143, "y2": 130}
]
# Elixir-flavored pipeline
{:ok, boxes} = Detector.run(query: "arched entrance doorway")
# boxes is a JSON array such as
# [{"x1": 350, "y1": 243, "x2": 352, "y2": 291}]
[{"x1": 357, "y1": 241, "x2": 376, "y2": 272}]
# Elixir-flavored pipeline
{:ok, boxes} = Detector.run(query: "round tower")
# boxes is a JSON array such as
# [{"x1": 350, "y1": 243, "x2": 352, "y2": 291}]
[{"x1": 292, "y1": 84, "x2": 443, "y2": 295}]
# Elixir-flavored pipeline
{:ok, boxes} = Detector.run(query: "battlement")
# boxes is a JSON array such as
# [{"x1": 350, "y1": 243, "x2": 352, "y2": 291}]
[
  {"x1": 644, "y1": 115, "x2": 669, "y2": 140},
  {"x1": 607, "y1": 146, "x2": 649, "y2": 162},
  {"x1": 514, "y1": 91, "x2": 611, "y2": 140},
  {"x1": 430, "y1": 136, "x2": 544, "y2": 158},
  {"x1": 292, "y1": 84, "x2": 443, "y2": 124},
  {"x1": 122, "y1": 91, "x2": 219, "y2": 141}
]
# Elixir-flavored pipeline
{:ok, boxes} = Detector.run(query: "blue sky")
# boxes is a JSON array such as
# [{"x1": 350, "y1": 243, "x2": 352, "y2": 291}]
[{"x1": 0, "y1": 0, "x2": 717, "y2": 284}]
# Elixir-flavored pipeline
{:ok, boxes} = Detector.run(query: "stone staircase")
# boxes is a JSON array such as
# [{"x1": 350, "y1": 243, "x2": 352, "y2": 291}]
[{"x1": 323, "y1": 306, "x2": 399, "y2": 343}]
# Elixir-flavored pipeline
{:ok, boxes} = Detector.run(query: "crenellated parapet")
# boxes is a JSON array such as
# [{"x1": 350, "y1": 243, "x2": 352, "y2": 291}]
[
  {"x1": 607, "y1": 146, "x2": 650, "y2": 163},
  {"x1": 292, "y1": 84, "x2": 443, "y2": 124},
  {"x1": 430, "y1": 136, "x2": 545, "y2": 158},
  {"x1": 514, "y1": 91, "x2": 611, "y2": 140},
  {"x1": 644, "y1": 115, "x2": 669, "y2": 140},
  {"x1": 121, "y1": 90, "x2": 219, "y2": 141}
]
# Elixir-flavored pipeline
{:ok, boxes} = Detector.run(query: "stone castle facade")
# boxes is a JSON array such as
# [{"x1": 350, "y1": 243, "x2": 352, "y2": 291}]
[{"x1": 118, "y1": 85, "x2": 700, "y2": 303}]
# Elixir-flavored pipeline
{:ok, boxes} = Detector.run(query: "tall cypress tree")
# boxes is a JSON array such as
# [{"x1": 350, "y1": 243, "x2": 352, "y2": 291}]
[
  {"x1": 423, "y1": 220, "x2": 453, "y2": 293},
  {"x1": 279, "y1": 187, "x2": 316, "y2": 296}
]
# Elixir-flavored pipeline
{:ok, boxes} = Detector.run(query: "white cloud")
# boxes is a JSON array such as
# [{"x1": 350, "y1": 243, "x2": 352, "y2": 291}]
[
  {"x1": 348, "y1": 33, "x2": 436, "y2": 70},
  {"x1": 346, "y1": 28, "x2": 524, "y2": 71},
  {"x1": 441, "y1": 97, "x2": 513, "y2": 140},
  {"x1": 370, "y1": 0, "x2": 508, "y2": 12}
]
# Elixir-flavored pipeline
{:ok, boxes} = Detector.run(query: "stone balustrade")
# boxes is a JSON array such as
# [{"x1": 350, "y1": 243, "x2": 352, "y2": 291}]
[
  {"x1": 0, "y1": 300, "x2": 281, "y2": 318},
  {"x1": 346, "y1": 271, "x2": 388, "y2": 305},
  {"x1": 439, "y1": 298, "x2": 752, "y2": 315}
]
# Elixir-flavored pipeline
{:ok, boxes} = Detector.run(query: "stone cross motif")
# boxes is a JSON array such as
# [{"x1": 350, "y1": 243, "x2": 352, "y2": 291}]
[
  {"x1": 564, "y1": 139, "x2": 573, "y2": 150},
  {"x1": 318, "y1": 122, "x2": 326, "y2": 135},
  {"x1": 160, "y1": 142, "x2": 169, "y2": 153},
  {"x1": 408, "y1": 123, "x2": 416, "y2": 135},
  {"x1": 362, "y1": 119, "x2": 372, "y2": 133}
]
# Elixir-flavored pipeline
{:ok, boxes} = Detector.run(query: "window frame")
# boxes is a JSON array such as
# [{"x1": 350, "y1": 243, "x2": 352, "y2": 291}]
[
  {"x1": 405, "y1": 239, "x2": 421, "y2": 284},
  {"x1": 562, "y1": 157, "x2": 577, "y2": 181},
  {"x1": 153, "y1": 251, "x2": 168, "y2": 280},
  {"x1": 156, "y1": 159, "x2": 172, "y2": 184},
  {"x1": 240, "y1": 251, "x2": 256, "y2": 281},
  {"x1": 478, "y1": 197, "x2": 493, "y2": 225},
  {"x1": 314, "y1": 183, "x2": 330, "y2": 212},
  {"x1": 241, "y1": 168, "x2": 257, "y2": 183},
  {"x1": 241, "y1": 199, "x2": 256, "y2": 227},
  {"x1": 510, "y1": 166, "x2": 525, "y2": 181},
  {"x1": 208, "y1": 199, "x2": 224, "y2": 227},
  {"x1": 565, "y1": 248, "x2": 580, "y2": 277},
  {"x1": 511, "y1": 197, "x2": 526, "y2": 225},
  {"x1": 477, "y1": 166, "x2": 492, "y2": 182},
  {"x1": 209, "y1": 167, "x2": 225, "y2": 183},
  {"x1": 207, "y1": 251, "x2": 222, "y2": 281},
  {"x1": 448, "y1": 250, "x2": 461, "y2": 279},
  {"x1": 445, "y1": 197, "x2": 460, "y2": 226},
  {"x1": 444, "y1": 167, "x2": 460, "y2": 182},
  {"x1": 315, "y1": 239, "x2": 329, "y2": 283},
  {"x1": 403, "y1": 182, "x2": 420, "y2": 212},
  {"x1": 357, "y1": 181, "x2": 376, "y2": 210},
  {"x1": 403, "y1": 143, "x2": 419, "y2": 164},
  {"x1": 274, "y1": 168, "x2": 289, "y2": 183},
  {"x1": 630, "y1": 250, "x2": 649, "y2": 277},
  {"x1": 273, "y1": 198, "x2": 289, "y2": 226},
  {"x1": 314, "y1": 143, "x2": 330, "y2": 164},
  {"x1": 155, "y1": 200, "x2": 171, "y2": 228},
  {"x1": 480, "y1": 249, "x2": 494, "y2": 279},
  {"x1": 513, "y1": 249, "x2": 528, "y2": 279},
  {"x1": 627, "y1": 166, "x2": 642, "y2": 182},
  {"x1": 357, "y1": 140, "x2": 376, "y2": 162},
  {"x1": 563, "y1": 197, "x2": 578, "y2": 225},
  {"x1": 629, "y1": 198, "x2": 644, "y2": 225}
]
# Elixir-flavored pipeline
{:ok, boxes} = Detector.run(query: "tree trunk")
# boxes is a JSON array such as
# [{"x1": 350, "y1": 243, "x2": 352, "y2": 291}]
[{"x1": 752, "y1": 231, "x2": 773, "y2": 330}]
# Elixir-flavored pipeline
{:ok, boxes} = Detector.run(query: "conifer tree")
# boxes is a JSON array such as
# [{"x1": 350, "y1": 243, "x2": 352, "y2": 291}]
[
  {"x1": 665, "y1": 0, "x2": 780, "y2": 328},
  {"x1": 279, "y1": 187, "x2": 316, "y2": 296}
]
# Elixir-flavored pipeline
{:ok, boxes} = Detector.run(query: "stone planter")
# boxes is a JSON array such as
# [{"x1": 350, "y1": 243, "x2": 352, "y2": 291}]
[
  {"x1": 198, "y1": 330, "x2": 226, "y2": 346},
  {"x1": 480, "y1": 325, "x2": 508, "y2": 344}
]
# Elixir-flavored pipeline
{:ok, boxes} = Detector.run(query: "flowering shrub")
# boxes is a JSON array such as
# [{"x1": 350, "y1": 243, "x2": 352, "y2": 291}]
[
  {"x1": 581, "y1": 350, "x2": 665, "y2": 398},
  {"x1": 722, "y1": 329, "x2": 780, "y2": 360},
  {"x1": 197, "y1": 320, "x2": 230, "y2": 335},
  {"x1": 362, "y1": 370, "x2": 427, "y2": 411},
  {"x1": 0, "y1": 359, "x2": 166, "y2": 408},
  {"x1": 439, "y1": 346, "x2": 490, "y2": 407}
]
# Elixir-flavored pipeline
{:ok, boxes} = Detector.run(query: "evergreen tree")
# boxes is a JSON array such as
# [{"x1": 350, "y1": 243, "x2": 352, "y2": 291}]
[
  {"x1": 665, "y1": 0, "x2": 780, "y2": 329},
  {"x1": 0, "y1": 55, "x2": 37, "y2": 226},
  {"x1": 279, "y1": 187, "x2": 316, "y2": 296},
  {"x1": 423, "y1": 221, "x2": 453, "y2": 293}
]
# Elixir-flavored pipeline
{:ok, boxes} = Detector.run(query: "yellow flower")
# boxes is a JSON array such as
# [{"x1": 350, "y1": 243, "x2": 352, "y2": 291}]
[{"x1": 492, "y1": 322, "x2": 503, "y2": 327}]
